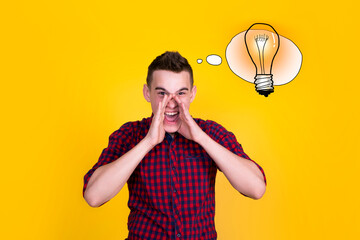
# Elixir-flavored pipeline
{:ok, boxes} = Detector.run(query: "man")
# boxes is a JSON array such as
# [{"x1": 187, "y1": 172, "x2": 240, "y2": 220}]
[{"x1": 83, "y1": 51, "x2": 266, "y2": 240}]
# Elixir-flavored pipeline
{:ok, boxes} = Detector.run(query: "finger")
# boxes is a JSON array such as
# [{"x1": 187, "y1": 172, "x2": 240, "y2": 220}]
[
  {"x1": 155, "y1": 95, "x2": 166, "y2": 119},
  {"x1": 174, "y1": 95, "x2": 184, "y2": 116},
  {"x1": 154, "y1": 100, "x2": 162, "y2": 124},
  {"x1": 160, "y1": 94, "x2": 170, "y2": 118},
  {"x1": 174, "y1": 96, "x2": 189, "y2": 118},
  {"x1": 174, "y1": 95, "x2": 182, "y2": 105},
  {"x1": 180, "y1": 102, "x2": 189, "y2": 119},
  {"x1": 174, "y1": 95, "x2": 188, "y2": 111}
]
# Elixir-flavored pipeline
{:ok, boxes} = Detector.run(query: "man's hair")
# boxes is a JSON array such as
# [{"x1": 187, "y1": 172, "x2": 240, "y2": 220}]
[{"x1": 146, "y1": 51, "x2": 194, "y2": 87}]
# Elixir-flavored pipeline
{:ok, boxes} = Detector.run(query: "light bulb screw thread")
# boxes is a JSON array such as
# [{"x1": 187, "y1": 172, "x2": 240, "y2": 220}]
[{"x1": 254, "y1": 74, "x2": 274, "y2": 97}]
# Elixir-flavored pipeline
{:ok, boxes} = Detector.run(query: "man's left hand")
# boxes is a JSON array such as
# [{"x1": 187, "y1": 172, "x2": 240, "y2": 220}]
[{"x1": 174, "y1": 95, "x2": 205, "y2": 143}]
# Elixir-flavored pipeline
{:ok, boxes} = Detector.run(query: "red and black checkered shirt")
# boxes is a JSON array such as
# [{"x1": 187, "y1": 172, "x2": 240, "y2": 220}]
[{"x1": 83, "y1": 116, "x2": 266, "y2": 240}]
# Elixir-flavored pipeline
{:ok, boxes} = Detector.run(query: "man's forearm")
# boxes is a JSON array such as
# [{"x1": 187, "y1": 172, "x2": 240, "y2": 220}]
[
  {"x1": 84, "y1": 137, "x2": 154, "y2": 207},
  {"x1": 197, "y1": 132, "x2": 266, "y2": 199}
]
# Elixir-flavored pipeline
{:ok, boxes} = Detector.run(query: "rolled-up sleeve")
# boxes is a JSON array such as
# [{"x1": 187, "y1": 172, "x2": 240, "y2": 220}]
[
  {"x1": 82, "y1": 122, "x2": 133, "y2": 197},
  {"x1": 219, "y1": 131, "x2": 267, "y2": 186},
  {"x1": 202, "y1": 119, "x2": 266, "y2": 187}
]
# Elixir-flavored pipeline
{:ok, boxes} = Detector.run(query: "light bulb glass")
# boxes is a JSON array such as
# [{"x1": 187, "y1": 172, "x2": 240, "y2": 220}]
[{"x1": 245, "y1": 23, "x2": 280, "y2": 97}]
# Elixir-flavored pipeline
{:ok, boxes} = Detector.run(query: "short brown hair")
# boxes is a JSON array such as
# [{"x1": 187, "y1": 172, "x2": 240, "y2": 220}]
[{"x1": 146, "y1": 51, "x2": 194, "y2": 87}]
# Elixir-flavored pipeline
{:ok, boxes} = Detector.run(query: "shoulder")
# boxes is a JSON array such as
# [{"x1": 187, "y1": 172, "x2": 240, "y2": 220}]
[
  {"x1": 194, "y1": 118, "x2": 227, "y2": 131},
  {"x1": 194, "y1": 118, "x2": 230, "y2": 140},
  {"x1": 110, "y1": 116, "x2": 151, "y2": 139}
]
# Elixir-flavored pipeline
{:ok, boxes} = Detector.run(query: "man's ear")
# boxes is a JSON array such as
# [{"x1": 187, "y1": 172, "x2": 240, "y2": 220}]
[
  {"x1": 143, "y1": 84, "x2": 151, "y2": 102},
  {"x1": 190, "y1": 85, "x2": 197, "y2": 103}
]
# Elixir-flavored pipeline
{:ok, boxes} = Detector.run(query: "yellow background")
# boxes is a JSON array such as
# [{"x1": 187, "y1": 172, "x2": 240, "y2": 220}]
[{"x1": 1, "y1": 0, "x2": 359, "y2": 239}]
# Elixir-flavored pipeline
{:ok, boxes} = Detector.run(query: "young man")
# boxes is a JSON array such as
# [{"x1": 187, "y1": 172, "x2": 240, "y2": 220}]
[{"x1": 83, "y1": 51, "x2": 266, "y2": 240}]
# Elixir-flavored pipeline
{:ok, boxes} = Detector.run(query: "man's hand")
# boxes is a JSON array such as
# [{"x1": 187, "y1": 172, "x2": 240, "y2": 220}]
[
  {"x1": 145, "y1": 94, "x2": 170, "y2": 147},
  {"x1": 174, "y1": 95, "x2": 205, "y2": 143}
]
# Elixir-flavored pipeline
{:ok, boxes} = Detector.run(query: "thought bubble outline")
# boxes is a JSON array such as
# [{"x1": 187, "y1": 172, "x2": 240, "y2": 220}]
[{"x1": 225, "y1": 30, "x2": 302, "y2": 86}]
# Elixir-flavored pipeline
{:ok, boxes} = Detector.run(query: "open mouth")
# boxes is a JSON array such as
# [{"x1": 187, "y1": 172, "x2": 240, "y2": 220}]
[{"x1": 164, "y1": 111, "x2": 179, "y2": 124}]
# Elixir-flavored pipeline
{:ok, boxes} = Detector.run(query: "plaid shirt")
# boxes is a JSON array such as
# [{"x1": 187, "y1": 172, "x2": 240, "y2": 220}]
[{"x1": 83, "y1": 116, "x2": 266, "y2": 240}]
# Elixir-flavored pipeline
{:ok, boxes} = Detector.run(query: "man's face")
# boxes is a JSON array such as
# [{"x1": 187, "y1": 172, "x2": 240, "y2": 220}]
[{"x1": 143, "y1": 70, "x2": 197, "y2": 134}]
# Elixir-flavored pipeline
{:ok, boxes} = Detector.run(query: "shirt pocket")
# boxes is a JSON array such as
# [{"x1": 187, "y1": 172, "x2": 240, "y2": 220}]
[{"x1": 182, "y1": 153, "x2": 213, "y2": 178}]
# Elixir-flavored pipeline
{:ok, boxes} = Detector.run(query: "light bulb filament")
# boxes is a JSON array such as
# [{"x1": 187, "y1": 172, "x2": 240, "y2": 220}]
[{"x1": 255, "y1": 34, "x2": 269, "y2": 74}]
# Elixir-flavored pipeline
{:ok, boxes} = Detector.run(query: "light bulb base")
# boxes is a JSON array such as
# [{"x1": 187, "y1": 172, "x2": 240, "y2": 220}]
[{"x1": 254, "y1": 74, "x2": 274, "y2": 97}]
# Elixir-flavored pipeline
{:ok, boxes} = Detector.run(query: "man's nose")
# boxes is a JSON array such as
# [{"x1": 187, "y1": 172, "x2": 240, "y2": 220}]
[{"x1": 167, "y1": 94, "x2": 177, "y2": 108}]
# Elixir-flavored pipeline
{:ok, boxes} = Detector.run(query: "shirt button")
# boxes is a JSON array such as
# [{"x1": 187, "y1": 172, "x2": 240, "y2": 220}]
[
  {"x1": 177, "y1": 233, "x2": 181, "y2": 238},
  {"x1": 173, "y1": 189, "x2": 177, "y2": 193},
  {"x1": 172, "y1": 167, "x2": 176, "y2": 170}
]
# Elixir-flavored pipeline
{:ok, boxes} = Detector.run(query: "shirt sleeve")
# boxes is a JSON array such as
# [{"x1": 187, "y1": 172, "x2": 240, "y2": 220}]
[
  {"x1": 205, "y1": 120, "x2": 267, "y2": 186},
  {"x1": 82, "y1": 122, "x2": 134, "y2": 197},
  {"x1": 218, "y1": 130, "x2": 267, "y2": 186}
]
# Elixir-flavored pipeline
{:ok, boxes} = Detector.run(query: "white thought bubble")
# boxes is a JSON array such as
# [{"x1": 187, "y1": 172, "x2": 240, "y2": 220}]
[{"x1": 197, "y1": 54, "x2": 222, "y2": 66}]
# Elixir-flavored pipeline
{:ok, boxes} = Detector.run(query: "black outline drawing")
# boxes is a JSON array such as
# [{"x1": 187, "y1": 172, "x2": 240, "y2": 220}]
[{"x1": 245, "y1": 23, "x2": 280, "y2": 97}]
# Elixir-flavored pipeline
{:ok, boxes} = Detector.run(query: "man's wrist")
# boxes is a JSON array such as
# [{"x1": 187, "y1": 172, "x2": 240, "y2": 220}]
[
  {"x1": 142, "y1": 135, "x2": 157, "y2": 151},
  {"x1": 195, "y1": 130, "x2": 209, "y2": 146}
]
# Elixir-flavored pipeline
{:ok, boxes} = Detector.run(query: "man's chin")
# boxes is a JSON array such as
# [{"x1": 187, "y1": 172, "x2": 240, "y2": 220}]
[{"x1": 164, "y1": 122, "x2": 181, "y2": 134}]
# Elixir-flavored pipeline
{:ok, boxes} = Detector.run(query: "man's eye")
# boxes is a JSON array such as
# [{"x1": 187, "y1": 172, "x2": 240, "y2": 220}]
[
  {"x1": 178, "y1": 92, "x2": 185, "y2": 96},
  {"x1": 158, "y1": 92, "x2": 165, "y2": 96}
]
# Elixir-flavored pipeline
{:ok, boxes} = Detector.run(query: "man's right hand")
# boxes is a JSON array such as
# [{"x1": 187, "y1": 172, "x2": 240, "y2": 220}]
[{"x1": 145, "y1": 94, "x2": 170, "y2": 147}]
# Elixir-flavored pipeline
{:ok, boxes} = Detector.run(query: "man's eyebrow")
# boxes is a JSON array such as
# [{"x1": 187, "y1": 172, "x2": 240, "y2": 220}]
[
  {"x1": 155, "y1": 87, "x2": 167, "y2": 91},
  {"x1": 154, "y1": 87, "x2": 189, "y2": 92},
  {"x1": 177, "y1": 87, "x2": 189, "y2": 92}
]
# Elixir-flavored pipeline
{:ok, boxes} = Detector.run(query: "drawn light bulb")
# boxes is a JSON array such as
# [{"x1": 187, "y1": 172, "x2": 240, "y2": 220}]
[{"x1": 245, "y1": 23, "x2": 280, "y2": 97}]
